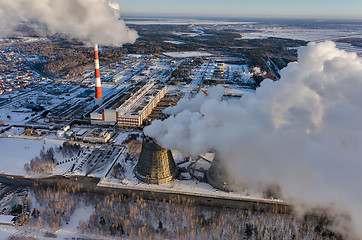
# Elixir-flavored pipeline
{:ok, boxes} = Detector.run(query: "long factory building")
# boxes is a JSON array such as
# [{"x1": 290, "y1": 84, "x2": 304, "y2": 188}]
[{"x1": 91, "y1": 81, "x2": 167, "y2": 127}]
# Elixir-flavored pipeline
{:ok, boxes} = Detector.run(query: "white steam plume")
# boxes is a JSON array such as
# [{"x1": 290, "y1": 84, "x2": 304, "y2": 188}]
[
  {"x1": 0, "y1": 0, "x2": 137, "y2": 46},
  {"x1": 145, "y1": 41, "x2": 362, "y2": 238}
]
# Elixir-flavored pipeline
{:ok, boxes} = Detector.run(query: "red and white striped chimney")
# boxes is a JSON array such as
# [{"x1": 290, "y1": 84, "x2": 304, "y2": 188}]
[{"x1": 94, "y1": 44, "x2": 103, "y2": 106}]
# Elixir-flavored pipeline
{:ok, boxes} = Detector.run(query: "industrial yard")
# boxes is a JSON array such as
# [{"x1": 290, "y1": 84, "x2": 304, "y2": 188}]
[{"x1": 0, "y1": 35, "x2": 260, "y2": 198}]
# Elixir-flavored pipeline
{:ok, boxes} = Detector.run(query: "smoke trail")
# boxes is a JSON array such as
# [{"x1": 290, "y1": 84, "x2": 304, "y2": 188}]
[
  {"x1": 0, "y1": 0, "x2": 137, "y2": 46},
  {"x1": 145, "y1": 41, "x2": 362, "y2": 238}
]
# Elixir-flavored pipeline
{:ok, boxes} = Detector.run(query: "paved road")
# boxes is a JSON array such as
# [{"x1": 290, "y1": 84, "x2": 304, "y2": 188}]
[{"x1": 0, "y1": 175, "x2": 291, "y2": 213}]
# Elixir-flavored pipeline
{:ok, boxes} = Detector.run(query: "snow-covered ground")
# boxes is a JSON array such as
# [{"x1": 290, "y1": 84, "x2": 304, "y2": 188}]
[
  {"x1": 172, "y1": 32, "x2": 202, "y2": 37},
  {"x1": 0, "y1": 188, "x2": 101, "y2": 240},
  {"x1": 165, "y1": 40, "x2": 185, "y2": 45},
  {"x1": 335, "y1": 42, "x2": 362, "y2": 56},
  {"x1": 0, "y1": 138, "x2": 63, "y2": 176},
  {"x1": 240, "y1": 27, "x2": 362, "y2": 42},
  {"x1": 0, "y1": 130, "x2": 139, "y2": 179},
  {"x1": 112, "y1": 131, "x2": 131, "y2": 145},
  {"x1": 239, "y1": 27, "x2": 362, "y2": 56},
  {"x1": 55, "y1": 204, "x2": 94, "y2": 238},
  {"x1": 163, "y1": 51, "x2": 213, "y2": 58},
  {"x1": 0, "y1": 225, "x2": 17, "y2": 239}
]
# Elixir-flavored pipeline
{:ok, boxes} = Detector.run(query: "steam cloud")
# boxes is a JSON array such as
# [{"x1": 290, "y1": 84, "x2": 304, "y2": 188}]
[
  {"x1": 0, "y1": 0, "x2": 138, "y2": 46},
  {"x1": 145, "y1": 41, "x2": 362, "y2": 238}
]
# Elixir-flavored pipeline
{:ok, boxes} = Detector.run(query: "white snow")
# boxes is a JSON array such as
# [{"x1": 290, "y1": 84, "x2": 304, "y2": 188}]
[
  {"x1": 0, "y1": 138, "x2": 63, "y2": 176},
  {"x1": 240, "y1": 27, "x2": 360, "y2": 41},
  {"x1": 0, "y1": 215, "x2": 13, "y2": 225},
  {"x1": 0, "y1": 225, "x2": 17, "y2": 239},
  {"x1": 164, "y1": 40, "x2": 185, "y2": 45},
  {"x1": 55, "y1": 204, "x2": 94, "y2": 238},
  {"x1": 172, "y1": 32, "x2": 201, "y2": 37},
  {"x1": 239, "y1": 27, "x2": 362, "y2": 56},
  {"x1": 112, "y1": 132, "x2": 131, "y2": 145},
  {"x1": 163, "y1": 51, "x2": 213, "y2": 58}
]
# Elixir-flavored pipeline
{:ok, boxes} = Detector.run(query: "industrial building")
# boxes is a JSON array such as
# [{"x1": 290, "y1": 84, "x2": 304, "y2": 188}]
[
  {"x1": 57, "y1": 125, "x2": 72, "y2": 138},
  {"x1": 146, "y1": 92, "x2": 182, "y2": 122},
  {"x1": 91, "y1": 81, "x2": 167, "y2": 127},
  {"x1": 47, "y1": 99, "x2": 87, "y2": 122},
  {"x1": 82, "y1": 128, "x2": 111, "y2": 143}
]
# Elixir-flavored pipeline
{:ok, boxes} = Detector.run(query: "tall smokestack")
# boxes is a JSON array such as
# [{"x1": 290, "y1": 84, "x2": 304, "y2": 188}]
[{"x1": 94, "y1": 44, "x2": 103, "y2": 106}]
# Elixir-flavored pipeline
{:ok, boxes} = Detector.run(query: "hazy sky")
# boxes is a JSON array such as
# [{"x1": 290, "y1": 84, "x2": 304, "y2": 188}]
[{"x1": 115, "y1": 0, "x2": 362, "y2": 19}]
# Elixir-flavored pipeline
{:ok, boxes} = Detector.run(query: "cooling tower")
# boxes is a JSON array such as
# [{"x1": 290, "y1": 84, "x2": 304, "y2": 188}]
[
  {"x1": 94, "y1": 44, "x2": 103, "y2": 106},
  {"x1": 134, "y1": 136, "x2": 178, "y2": 184},
  {"x1": 206, "y1": 153, "x2": 237, "y2": 192}
]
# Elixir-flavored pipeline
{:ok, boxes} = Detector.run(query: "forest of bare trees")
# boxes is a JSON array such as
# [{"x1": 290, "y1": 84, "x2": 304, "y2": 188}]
[{"x1": 9, "y1": 183, "x2": 346, "y2": 240}]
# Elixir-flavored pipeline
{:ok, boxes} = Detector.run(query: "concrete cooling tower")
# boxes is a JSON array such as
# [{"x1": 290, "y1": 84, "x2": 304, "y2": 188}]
[
  {"x1": 206, "y1": 153, "x2": 238, "y2": 192},
  {"x1": 134, "y1": 135, "x2": 178, "y2": 184}
]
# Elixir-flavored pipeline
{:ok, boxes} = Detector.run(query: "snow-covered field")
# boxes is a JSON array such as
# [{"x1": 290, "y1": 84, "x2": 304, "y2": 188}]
[
  {"x1": 55, "y1": 204, "x2": 94, "y2": 238},
  {"x1": 239, "y1": 27, "x2": 362, "y2": 56},
  {"x1": 0, "y1": 225, "x2": 17, "y2": 239},
  {"x1": 163, "y1": 51, "x2": 213, "y2": 58},
  {"x1": 240, "y1": 27, "x2": 362, "y2": 42},
  {"x1": 172, "y1": 31, "x2": 202, "y2": 37},
  {"x1": 0, "y1": 131, "x2": 134, "y2": 179},
  {"x1": 164, "y1": 40, "x2": 185, "y2": 45},
  {"x1": 0, "y1": 138, "x2": 63, "y2": 176},
  {"x1": 335, "y1": 42, "x2": 362, "y2": 56}
]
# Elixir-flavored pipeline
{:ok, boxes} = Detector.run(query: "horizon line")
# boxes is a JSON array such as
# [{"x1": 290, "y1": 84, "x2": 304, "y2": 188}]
[{"x1": 120, "y1": 13, "x2": 362, "y2": 22}]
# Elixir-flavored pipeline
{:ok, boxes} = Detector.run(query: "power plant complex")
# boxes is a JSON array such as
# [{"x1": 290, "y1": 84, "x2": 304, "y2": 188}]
[
  {"x1": 88, "y1": 45, "x2": 235, "y2": 191},
  {"x1": 90, "y1": 44, "x2": 167, "y2": 127}
]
